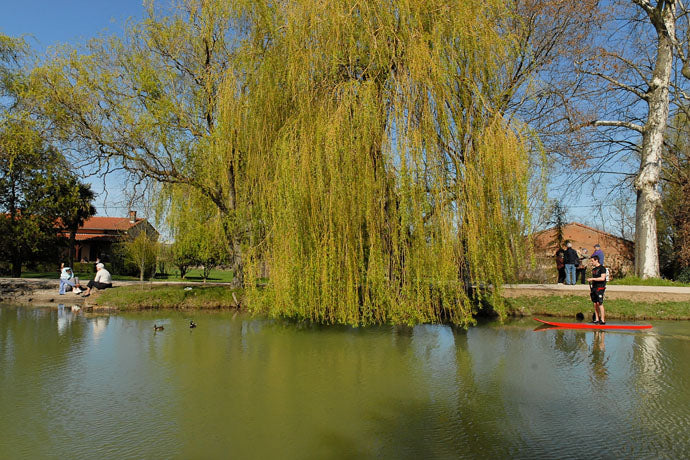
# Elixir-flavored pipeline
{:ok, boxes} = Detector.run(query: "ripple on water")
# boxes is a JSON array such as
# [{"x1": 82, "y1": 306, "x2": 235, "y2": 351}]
[{"x1": 1, "y1": 308, "x2": 690, "y2": 459}]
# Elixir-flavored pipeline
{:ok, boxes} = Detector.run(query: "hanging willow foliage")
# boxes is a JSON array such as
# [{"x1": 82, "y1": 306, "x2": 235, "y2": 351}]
[{"x1": 211, "y1": 0, "x2": 531, "y2": 326}]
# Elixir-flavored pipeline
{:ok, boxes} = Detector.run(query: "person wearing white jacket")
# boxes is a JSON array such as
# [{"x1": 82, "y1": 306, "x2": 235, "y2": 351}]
[{"x1": 79, "y1": 262, "x2": 112, "y2": 297}]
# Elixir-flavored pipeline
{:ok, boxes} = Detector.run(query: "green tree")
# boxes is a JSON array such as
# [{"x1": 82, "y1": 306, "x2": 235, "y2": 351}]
[
  {"x1": 546, "y1": 200, "x2": 568, "y2": 250},
  {"x1": 0, "y1": 120, "x2": 74, "y2": 276},
  {"x1": 197, "y1": 227, "x2": 227, "y2": 282},
  {"x1": 124, "y1": 231, "x2": 159, "y2": 282},
  {"x1": 227, "y1": 0, "x2": 532, "y2": 325},
  {"x1": 163, "y1": 185, "x2": 228, "y2": 281},
  {"x1": 170, "y1": 237, "x2": 198, "y2": 279},
  {"x1": 33, "y1": 1, "x2": 533, "y2": 325},
  {"x1": 31, "y1": 0, "x2": 245, "y2": 284},
  {"x1": 57, "y1": 180, "x2": 96, "y2": 267},
  {"x1": 659, "y1": 112, "x2": 690, "y2": 280},
  {"x1": 1, "y1": 33, "x2": 96, "y2": 276}
]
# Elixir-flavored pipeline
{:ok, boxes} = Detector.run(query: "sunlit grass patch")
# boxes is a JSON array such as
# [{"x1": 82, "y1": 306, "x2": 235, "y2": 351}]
[
  {"x1": 504, "y1": 295, "x2": 690, "y2": 320},
  {"x1": 94, "y1": 284, "x2": 242, "y2": 310},
  {"x1": 608, "y1": 276, "x2": 690, "y2": 287}
]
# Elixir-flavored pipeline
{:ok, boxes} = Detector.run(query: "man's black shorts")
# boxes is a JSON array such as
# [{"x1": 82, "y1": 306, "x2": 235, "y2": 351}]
[{"x1": 590, "y1": 288, "x2": 605, "y2": 303}]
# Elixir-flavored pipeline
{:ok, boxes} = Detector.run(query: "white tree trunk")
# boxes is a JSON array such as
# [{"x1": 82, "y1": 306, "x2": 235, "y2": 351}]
[{"x1": 634, "y1": 3, "x2": 675, "y2": 279}]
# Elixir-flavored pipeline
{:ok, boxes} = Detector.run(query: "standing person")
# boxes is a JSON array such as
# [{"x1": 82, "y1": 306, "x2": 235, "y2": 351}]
[
  {"x1": 555, "y1": 247, "x2": 566, "y2": 284},
  {"x1": 59, "y1": 263, "x2": 82, "y2": 295},
  {"x1": 577, "y1": 248, "x2": 590, "y2": 284},
  {"x1": 592, "y1": 244, "x2": 604, "y2": 266},
  {"x1": 79, "y1": 262, "x2": 112, "y2": 297},
  {"x1": 587, "y1": 255, "x2": 607, "y2": 324},
  {"x1": 564, "y1": 242, "x2": 579, "y2": 285}
]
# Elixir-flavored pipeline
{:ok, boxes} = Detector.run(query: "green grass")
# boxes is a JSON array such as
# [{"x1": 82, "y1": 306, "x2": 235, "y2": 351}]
[
  {"x1": 152, "y1": 268, "x2": 236, "y2": 283},
  {"x1": 608, "y1": 276, "x2": 690, "y2": 287},
  {"x1": 93, "y1": 284, "x2": 243, "y2": 310},
  {"x1": 503, "y1": 295, "x2": 690, "y2": 320}
]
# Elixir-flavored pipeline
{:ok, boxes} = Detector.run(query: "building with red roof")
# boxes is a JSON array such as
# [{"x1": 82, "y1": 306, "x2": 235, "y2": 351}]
[
  {"x1": 58, "y1": 211, "x2": 158, "y2": 262},
  {"x1": 529, "y1": 222, "x2": 634, "y2": 279}
]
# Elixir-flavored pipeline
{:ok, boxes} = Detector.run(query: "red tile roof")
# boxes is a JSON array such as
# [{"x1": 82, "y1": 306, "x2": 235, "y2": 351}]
[
  {"x1": 56, "y1": 216, "x2": 149, "y2": 242},
  {"x1": 79, "y1": 217, "x2": 142, "y2": 231}
]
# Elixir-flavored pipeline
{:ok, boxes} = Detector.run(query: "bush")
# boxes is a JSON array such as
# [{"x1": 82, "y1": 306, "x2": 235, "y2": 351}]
[
  {"x1": 73, "y1": 262, "x2": 95, "y2": 274},
  {"x1": 677, "y1": 267, "x2": 690, "y2": 284},
  {"x1": 109, "y1": 243, "x2": 139, "y2": 277}
]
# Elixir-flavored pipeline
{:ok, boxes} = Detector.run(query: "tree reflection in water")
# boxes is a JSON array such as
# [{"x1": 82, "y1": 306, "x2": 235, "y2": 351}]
[{"x1": 590, "y1": 331, "x2": 608, "y2": 384}]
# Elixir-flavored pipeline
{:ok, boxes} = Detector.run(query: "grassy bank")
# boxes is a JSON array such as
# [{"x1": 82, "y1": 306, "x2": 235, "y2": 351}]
[
  {"x1": 608, "y1": 276, "x2": 690, "y2": 287},
  {"x1": 93, "y1": 284, "x2": 243, "y2": 311},
  {"x1": 504, "y1": 295, "x2": 690, "y2": 320},
  {"x1": 90, "y1": 285, "x2": 689, "y2": 321}
]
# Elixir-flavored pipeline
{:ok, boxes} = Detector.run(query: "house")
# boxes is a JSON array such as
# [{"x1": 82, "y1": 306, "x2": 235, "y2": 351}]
[
  {"x1": 530, "y1": 222, "x2": 634, "y2": 277},
  {"x1": 58, "y1": 211, "x2": 159, "y2": 262}
]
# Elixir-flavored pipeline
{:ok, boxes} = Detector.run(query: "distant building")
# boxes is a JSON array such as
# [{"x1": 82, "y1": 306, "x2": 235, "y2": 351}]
[
  {"x1": 530, "y1": 222, "x2": 634, "y2": 278},
  {"x1": 58, "y1": 211, "x2": 158, "y2": 262}
]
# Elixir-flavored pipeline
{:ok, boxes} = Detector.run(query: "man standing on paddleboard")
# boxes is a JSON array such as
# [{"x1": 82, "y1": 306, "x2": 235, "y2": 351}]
[{"x1": 587, "y1": 255, "x2": 607, "y2": 325}]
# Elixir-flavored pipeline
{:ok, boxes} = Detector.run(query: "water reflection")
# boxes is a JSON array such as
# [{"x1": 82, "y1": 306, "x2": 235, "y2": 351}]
[
  {"x1": 590, "y1": 330, "x2": 608, "y2": 384},
  {"x1": 1, "y1": 307, "x2": 689, "y2": 459}
]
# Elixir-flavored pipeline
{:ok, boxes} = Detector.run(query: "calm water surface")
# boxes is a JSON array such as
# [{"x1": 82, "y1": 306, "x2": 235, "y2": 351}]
[{"x1": 1, "y1": 304, "x2": 689, "y2": 459}]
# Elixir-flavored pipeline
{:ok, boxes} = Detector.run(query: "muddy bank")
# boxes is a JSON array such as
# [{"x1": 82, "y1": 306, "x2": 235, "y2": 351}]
[{"x1": 0, "y1": 278, "x2": 116, "y2": 312}]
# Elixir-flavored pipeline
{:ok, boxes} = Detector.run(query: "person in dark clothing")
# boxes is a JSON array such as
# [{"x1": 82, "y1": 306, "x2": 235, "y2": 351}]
[
  {"x1": 577, "y1": 247, "x2": 589, "y2": 284},
  {"x1": 555, "y1": 247, "x2": 565, "y2": 284},
  {"x1": 564, "y1": 242, "x2": 580, "y2": 285},
  {"x1": 587, "y1": 255, "x2": 607, "y2": 324}
]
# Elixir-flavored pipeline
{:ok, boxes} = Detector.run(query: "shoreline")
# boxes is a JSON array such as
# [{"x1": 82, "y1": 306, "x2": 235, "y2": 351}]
[{"x1": 2, "y1": 278, "x2": 689, "y2": 321}]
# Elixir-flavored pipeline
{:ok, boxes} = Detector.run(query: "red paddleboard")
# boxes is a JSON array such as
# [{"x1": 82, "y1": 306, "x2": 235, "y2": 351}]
[{"x1": 534, "y1": 318, "x2": 652, "y2": 330}]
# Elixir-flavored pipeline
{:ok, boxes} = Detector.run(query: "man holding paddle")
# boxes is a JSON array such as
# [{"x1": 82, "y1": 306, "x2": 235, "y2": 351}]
[{"x1": 587, "y1": 255, "x2": 607, "y2": 325}]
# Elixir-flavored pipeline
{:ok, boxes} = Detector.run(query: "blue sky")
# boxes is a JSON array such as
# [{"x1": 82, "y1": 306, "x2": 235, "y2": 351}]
[
  {"x1": 1, "y1": 0, "x2": 144, "y2": 51},
  {"x1": 1, "y1": 0, "x2": 635, "y2": 236},
  {"x1": 1, "y1": 0, "x2": 147, "y2": 218}
]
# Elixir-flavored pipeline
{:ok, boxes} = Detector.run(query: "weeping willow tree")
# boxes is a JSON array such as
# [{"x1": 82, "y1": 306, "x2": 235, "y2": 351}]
[
  {"x1": 33, "y1": 0, "x2": 532, "y2": 325},
  {"x1": 211, "y1": 0, "x2": 532, "y2": 326},
  {"x1": 160, "y1": 184, "x2": 231, "y2": 281}
]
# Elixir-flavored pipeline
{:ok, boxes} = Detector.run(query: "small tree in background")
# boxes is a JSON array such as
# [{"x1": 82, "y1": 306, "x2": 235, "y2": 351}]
[
  {"x1": 547, "y1": 200, "x2": 568, "y2": 250},
  {"x1": 170, "y1": 236, "x2": 199, "y2": 279},
  {"x1": 197, "y1": 230, "x2": 228, "y2": 282},
  {"x1": 124, "y1": 231, "x2": 158, "y2": 282}
]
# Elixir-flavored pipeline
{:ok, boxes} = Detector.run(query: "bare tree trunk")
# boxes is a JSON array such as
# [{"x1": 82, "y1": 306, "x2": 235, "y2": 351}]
[
  {"x1": 634, "y1": 4, "x2": 674, "y2": 279},
  {"x1": 69, "y1": 231, "x2": 76, "y2": 267}
]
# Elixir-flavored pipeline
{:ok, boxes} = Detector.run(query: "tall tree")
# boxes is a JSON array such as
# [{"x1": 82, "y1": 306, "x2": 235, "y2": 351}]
[
  {"x1": 0, "y1": 120, "x2": 73, "y2": 276},
  {"x1": 221, "y1": 0, "x2": 532, "y2": 325},
  {"x1": 659, "y1": 111, "x2": 690, "y2": 279},
  {"x1": 1, "y1": 33, "x2": 97, "y2": 276},
  {"x1": 33, "y1": 0, "x2": 535, "y2": 325},
  {"x1": 556, "y1": 0, "x2": 690, "y2": 278},
  {"x1": 546, "y1": 200, "x2": 568, "y2": 249},
  {"x1": 31, "y1": 0, "x2": 246, "y2": 285}
]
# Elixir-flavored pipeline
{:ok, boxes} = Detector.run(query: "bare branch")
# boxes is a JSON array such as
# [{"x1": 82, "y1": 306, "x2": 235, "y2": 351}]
[
  {"x1": 591, "y1": 120, "x2": 646, "y2": 133},
  {"x1": 578, "y1": 67, "x2": 649, "y2": 100}
]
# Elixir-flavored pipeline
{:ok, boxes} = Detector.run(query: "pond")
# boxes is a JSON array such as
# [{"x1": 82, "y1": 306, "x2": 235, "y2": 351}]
[{"x1": 1, "y1": 304, "x2": 688, "y2": 459}]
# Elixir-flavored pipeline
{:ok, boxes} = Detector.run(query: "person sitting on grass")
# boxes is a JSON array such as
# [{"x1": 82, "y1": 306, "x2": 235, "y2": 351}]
[
  {"x1": 78, "y1": 262, "x2": 112, "y2": 297},
  {"x1": 59, "y1": 263, "x2": 82, "y2": 295}
]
